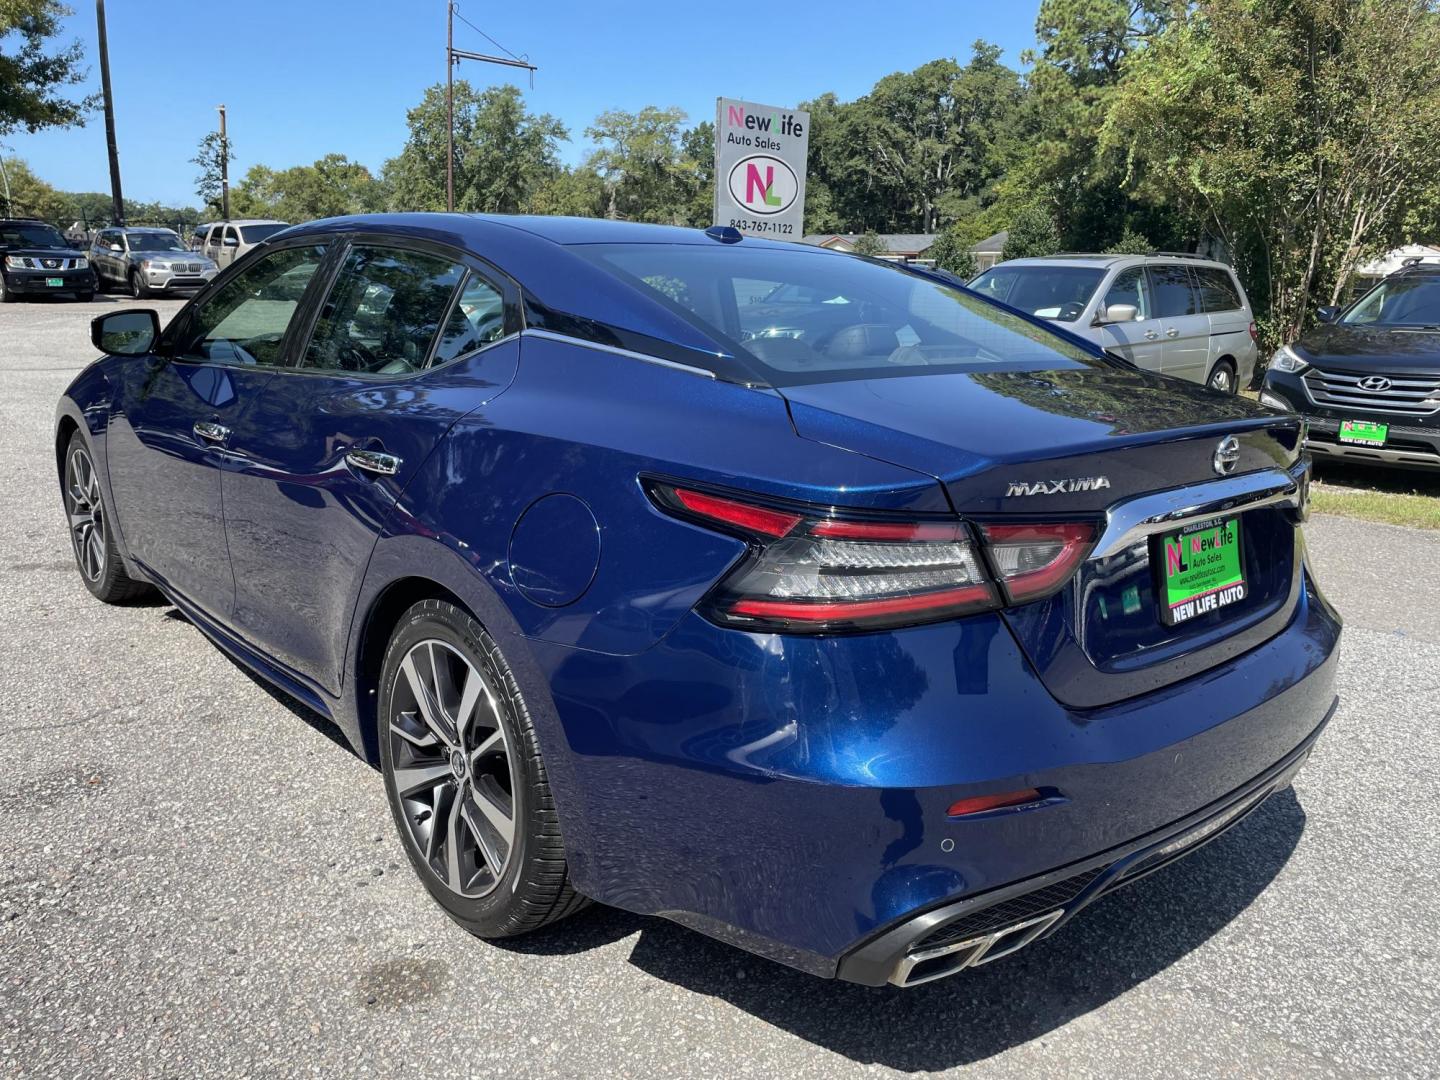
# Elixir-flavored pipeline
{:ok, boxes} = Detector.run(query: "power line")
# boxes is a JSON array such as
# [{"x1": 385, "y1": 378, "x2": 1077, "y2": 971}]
[{"x1": 452, "y1": 6, "x2": 528, "y2": 65}]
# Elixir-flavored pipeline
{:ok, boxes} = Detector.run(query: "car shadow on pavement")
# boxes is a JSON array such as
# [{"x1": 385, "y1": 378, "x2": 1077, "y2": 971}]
[{"x1": 620, "y1": 790, "x2": 1307, "y2": 1072}]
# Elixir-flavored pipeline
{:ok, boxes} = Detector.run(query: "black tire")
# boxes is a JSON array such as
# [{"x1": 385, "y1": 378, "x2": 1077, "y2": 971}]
[
  {"x1": 1207, "y1": 359, "x2": 1238, "y2": 394},
  {"x1": 129, "y1": 271, "x2": 148, "y2": 300},
  {"x1": 379, "y1": 599, "x2": 587, "y2": 938},
  {"x1": 62, "y1": 430, "x2": 154, "y2": 603},
  {"x1": 0, "y1": 276, "x2": 17, "y2": 303}
]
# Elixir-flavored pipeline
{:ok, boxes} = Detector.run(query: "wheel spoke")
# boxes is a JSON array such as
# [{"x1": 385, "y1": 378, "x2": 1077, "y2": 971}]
[
  {"x1": 461, "y1": 793, "x2": 505, "y2": 876},
  {"x1": 389, "y1": 715, "x2": 439, "y2": 750},
  {"x1": 470, "y1": 780, "x2": 515, "y2": 851},
  {"x1": 453, "y1": 662, "x2": 484, "y2": 744},
  {"x1": 86, "y1": 533, "x2": 104, "y2": 578},
  {"x1": 469, "y1": 728, "x2": 504, "y2": 767},
  {"x1": 445, "y1": 786, "x2": 466, "y2": 888},
  {"x1": 400, "y1": 652, "x2": 453, "y2": 747},
  {"x1": 422, "y1": 783, "x2": 446, "y2": 864},
  {"x1": 393, "y1": 761, "x2": 450, "y2": 797},
  {"x1": 69, "y1": 510, "x2": 93, "y2": 531}
]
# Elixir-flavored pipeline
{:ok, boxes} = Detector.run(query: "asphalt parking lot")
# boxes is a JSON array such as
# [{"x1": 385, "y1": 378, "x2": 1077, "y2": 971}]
[{"x1": 2, "y1": 296, "x2": 1438, "y2": 1079}]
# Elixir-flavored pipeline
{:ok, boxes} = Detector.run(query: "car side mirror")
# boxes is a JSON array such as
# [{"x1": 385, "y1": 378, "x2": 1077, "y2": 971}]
[
  {"x1": 92, "y1": 309, "x2": 161, "y2": 356},
  {"x1": 223, "y1": 236, "x2": 239, "y2": 246},
  {"x1": 1097, "y1": 303, "x2": 1138, "y2": 325},
  {"x1": 1315, "y1": 305, "x2": 1340, "y2": 323}
]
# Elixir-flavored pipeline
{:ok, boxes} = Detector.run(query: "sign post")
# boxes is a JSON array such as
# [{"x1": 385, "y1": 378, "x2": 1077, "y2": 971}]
[{"x1": 713, "y1": 98, "x2": 810, "y2": 240}]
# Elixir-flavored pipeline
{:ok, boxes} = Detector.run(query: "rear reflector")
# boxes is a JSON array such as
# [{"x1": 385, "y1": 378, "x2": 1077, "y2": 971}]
[{"x1": 947, "y1": 788, "x2": 1047, "y2": 818}]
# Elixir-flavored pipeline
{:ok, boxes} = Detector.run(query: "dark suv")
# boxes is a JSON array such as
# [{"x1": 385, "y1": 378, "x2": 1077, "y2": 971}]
[
  {"x1": 1262, "y1": 265, "x2": 1440, "y2": 470},
  {"x1": 0, "y1": 219, "x2": 97, "y2": 302}
]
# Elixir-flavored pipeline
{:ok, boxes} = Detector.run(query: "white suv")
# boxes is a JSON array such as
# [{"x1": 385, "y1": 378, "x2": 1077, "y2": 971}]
[{"x1": 969, "y1": 253, "x2": 1258, "y2": 393}]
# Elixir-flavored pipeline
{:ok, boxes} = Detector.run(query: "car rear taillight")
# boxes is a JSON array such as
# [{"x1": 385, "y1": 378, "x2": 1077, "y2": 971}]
[
  {"x1": 1249, "y1": 321, "x2": 1258, "y2": 343},
  {"x1": 649, "y1": 482, "x2": 1096, "y2": 633}
]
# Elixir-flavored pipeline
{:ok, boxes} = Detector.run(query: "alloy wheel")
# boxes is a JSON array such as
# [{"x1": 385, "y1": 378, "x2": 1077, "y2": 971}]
[
  {"x1": 65, "y1": 446, "x2": 106, "y2": 582},
  {"x1": 387, "y1": 639, "x2": 517, "y2": 898},
  {"x1": 1209, "y1": 366, "x2": 1234, "y2": 393}
]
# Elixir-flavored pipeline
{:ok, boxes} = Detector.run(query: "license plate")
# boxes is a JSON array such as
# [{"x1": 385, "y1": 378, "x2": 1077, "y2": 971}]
[
  {"x1": 1153, "y1": 516, "x2": 1246, "y2": 626},
  {"x1": 1338, "y1": 419, "x2": 1387, "y2": 445},
  {"x1": 45, "y1": 277, "x2": 64, "y2": 287}
]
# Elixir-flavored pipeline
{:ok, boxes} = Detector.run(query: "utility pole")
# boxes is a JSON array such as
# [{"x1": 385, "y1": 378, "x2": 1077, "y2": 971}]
[
  {"x1": 217, "y1": 104, "x2": 230, "y2": 220},
  {"x1": 445, "y1": 1, "x2": 537, "y2": 212},
  {"x1": 95, "y1": 0, "x2": 124, "y2": 225}
]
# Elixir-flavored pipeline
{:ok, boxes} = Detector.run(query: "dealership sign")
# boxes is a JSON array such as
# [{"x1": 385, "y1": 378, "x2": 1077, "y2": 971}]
[{"x1": 714, "y1": 97, "x2": 810, "y2": 239}]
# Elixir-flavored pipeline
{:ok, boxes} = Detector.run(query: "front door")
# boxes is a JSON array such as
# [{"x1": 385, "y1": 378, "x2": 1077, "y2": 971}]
[
  {"x1": 220, "y1": 239, "x2": 519, "y2": 693},
  {"x1": 1095, "y1": 266, "x2": 1164, "y2": 373},
  {"x1": 104, "y1": 242, "x2": 331, "y2": 618}
]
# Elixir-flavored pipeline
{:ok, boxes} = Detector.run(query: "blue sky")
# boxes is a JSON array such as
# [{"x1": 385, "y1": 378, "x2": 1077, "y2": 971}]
[{"x1": 9, "y1": 0, "x2": 1041, "y2": 206}]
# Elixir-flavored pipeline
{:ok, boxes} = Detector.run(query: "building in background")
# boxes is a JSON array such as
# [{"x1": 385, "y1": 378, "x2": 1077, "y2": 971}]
[{"x1": 801, "y1": 230, "x2": 1008, "y2": 272}]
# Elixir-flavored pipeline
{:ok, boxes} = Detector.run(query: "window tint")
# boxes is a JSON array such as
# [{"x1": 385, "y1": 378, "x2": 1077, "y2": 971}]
[
  {"x1": 1193, "y1": 267, "x2": 1242, "y2": 312},
  {"x1": 574, "y1": 244, "x2": 1102, "y2": 385},
  {"x1": 1148, "y1": 265, "x2": 1198, "y2": 318},
  {"x1": 172, "y1": 244, "x2": 327, "y2": 366},
  {"x1": 1343, "y1": 275, "x2": 1440, "y2": 327},
  {"x1": 1103, "y1": 267, "x2": 1152, "y2": 320},
  {"x1": 300, "y1": 245, "x2": 465, "y2": 375},
  {"x1": 223, "y1": 226, "x2": 239, "y2": 245},
  {"x1": 239, "y1": 223, "x2": 288, "y2": 245},
  {"x1": 431, "y1": 274, "x2": 507, "y2": 366},
  {"x1": 1, "y1": 222, "x2": 66, "y2": 247}
]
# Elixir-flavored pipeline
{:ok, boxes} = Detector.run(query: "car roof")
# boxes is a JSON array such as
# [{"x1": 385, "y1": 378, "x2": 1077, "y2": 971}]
[
  {"x1": 991, "y1": 253, "x2": 1238, "y2": 272},
  {"x1": 218, "y1": 219, "x2": 288, "y2": 226}
]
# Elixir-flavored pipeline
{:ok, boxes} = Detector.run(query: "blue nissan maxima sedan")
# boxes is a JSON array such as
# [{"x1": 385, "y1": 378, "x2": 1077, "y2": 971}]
[{"x1": 56, "y1": 214, "x2": 1339, "y2": 987}]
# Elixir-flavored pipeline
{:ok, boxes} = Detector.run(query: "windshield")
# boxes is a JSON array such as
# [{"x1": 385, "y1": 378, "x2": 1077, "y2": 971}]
[
  {"x1": 240, "y1": 223, "x2": 288, "y2": 244},
  {"x1": 1342, "y1": 275, "x2": 1440, "y2": 328},
  {"x1": 0, "y1": 223, "x2": 67, "y2": 249},
  {"x1": 968, "y1": 265, "x2": 1105, "y2": 322},
  {"x1": 575, "y1": 244, "x2": 1103, "y2": 385},
  {"x1": 126, "y1": 230, "x2": 186, "y2": 252}
]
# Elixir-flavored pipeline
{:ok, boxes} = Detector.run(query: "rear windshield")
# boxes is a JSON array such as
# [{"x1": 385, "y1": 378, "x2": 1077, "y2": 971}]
[
  {"x1": 1342, "y1": 274, "x2": 1440, "y2": 328},
  {"x1": 240, "y1": 223, "x2": 288, "y2": 244},
  {"x1": 574, "y1": 244, "x2": 1102, "y2": 385},
  {"x1": 968, "y1": 265, "x2": 1105, "y2": 322}
]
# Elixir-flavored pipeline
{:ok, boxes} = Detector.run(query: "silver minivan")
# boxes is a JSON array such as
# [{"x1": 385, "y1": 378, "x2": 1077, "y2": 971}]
[
  {"x1": 969, "y1": 253, "x2": 1258, "y2": 393},
  {"x1": 200, "y1": 219, "x2": 290, "y2": 269}
]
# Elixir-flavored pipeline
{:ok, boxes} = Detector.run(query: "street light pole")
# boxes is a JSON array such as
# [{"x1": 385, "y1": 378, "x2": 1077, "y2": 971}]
[
  {"x1": 217, "y1": 104, "x2": 230, "y2": 220},
  {"x1": 95, "y1": 0, "x2": 125, "y2": 225},
  {"x1": 445, "y1": 1, "x2": 537, "y2": 213}
]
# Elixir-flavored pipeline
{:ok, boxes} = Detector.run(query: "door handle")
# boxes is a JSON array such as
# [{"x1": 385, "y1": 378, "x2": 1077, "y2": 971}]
[
  {"x1": 1144, "y1": 330, "x2": 1160, "y2": 341},
  {"x1": 346, "y1": 448, "x2": 403, "y2": 476},
  {"x1": 1166, "y1": 327, "x2": 1179, "y2": 338},
  {"x1": 193, "y1": 421, "x2": 230, "y2": 442}
]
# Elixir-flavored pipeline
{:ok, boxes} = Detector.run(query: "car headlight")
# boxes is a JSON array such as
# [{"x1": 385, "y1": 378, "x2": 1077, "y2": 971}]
[
  {"x1": 1269, "y1": 344, "x2": 1308, "y2": 373},
  {"x1": 74, "y1": 257, "x2": 88, "y2": 270},
  {"x1": 4, "y1": 255, "x2": 31, "y2": 269}
]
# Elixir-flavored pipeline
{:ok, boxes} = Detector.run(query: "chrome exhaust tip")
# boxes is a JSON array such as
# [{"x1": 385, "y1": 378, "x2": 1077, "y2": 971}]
[{"x1": 889, "y1": 908, "x2": 1065, "y2": 987}]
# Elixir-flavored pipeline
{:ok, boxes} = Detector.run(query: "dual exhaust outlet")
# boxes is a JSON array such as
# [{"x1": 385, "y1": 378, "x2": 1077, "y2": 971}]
[{"x1": 889, "y1": 908, "x2": 1066, "y2": 987}]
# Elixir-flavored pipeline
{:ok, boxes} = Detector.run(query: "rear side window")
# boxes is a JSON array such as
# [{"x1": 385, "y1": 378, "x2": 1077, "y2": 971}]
[
  {"x1": 431, "y1": 274, "x2": 508, "y2": 365},
  {"x1": 1147, "y1": 265, "x2": 1198, "y2": 317},
  {"x1": 299, "y1": 245, "x2": 466, "y2": 375},
  {"x1": 967, "y1": 265, "x2": 1104, "y2": 322},
  {"x1": 1193, "y1": 267, "x2": 1243, "y2": 312},
  {"x1": 575, "y1": 244, "x2": 1104, "y2": 385},
  {"x1": 240, "y1": 223, "x2": 289, "y2": 245},
  {"x1": 172, "y1": 244, "x2": 328, "y2": 366}
]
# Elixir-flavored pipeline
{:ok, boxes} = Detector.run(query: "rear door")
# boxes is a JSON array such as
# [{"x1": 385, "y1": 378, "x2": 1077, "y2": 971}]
[
  {"x1": 1194, "y1": 265, "x2": 1252, "y2": 373},
  {"x1": 219, "y1": 237, "x2": 521, "y2": 693},
  {"x1": 1148, "y1": 263, "x2": 1210, "y2": 383},
  {"x1": 1095, "y1": 266, "x2": 1164, "y2": 373}
]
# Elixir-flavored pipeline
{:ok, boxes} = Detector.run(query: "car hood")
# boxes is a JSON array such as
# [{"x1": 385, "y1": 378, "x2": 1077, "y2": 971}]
[
  {"x1": 1293, "y1": 323, "x2": 1440, "y2": 374},
  {"x1": 3, "y1": 246, "x2": 87, "y2": 261},
  {"x1": 780, "y1": 365, "x2": 1298, "y2": 513}
]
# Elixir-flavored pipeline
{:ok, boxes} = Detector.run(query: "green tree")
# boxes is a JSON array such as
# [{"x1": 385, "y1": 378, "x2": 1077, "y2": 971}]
[
  {"x1": 1102, "y1": 226, "x2": 1152, "y2": 254},
  {"x1": 527, "y1": 165, "x2": 606, "y2": 217},
  {"x1": 0, "y1": 155, "x2": 66, "y2": 218},
  {"x1": 926, "y1": 225, "x2": 979, "y2": 277},
  {"x1": 0, "y1": 0, "x2": 96, "y2": 136},
  {"x1": 1103, "y1": 0, "x2": 1440, "y2": 345},
  {"x1": 384, "y1": 82, "x2": 566, "y2": 213},
  {"x1": 231, "y1": 154, "x2": 382, "y2": 223},
  {"x1": 1002, "y1": 205, "x2": 1063, "y2": 259},
  {"x1": 678, "y1": 120, "x2": 715, "y2": 227},
  {"x1": 191, "y1": 130, "x2": 233, "y2": 216},
  {"x1": 584, "y1": 105, "x2": 693, "y2": 222},
  {"x1": 852, "y1": 231, "x2": 887, "y2": 257}
]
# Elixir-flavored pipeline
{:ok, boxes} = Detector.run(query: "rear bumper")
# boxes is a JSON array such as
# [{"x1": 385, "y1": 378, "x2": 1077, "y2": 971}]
[{"x1": 526, "y1": 562, "x2": 1341, "y2": 978}]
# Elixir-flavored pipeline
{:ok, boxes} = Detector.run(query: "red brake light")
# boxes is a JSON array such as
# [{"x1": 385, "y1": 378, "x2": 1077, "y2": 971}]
[
  {"x1": 672, "y1": 487, "x2": 802, "y2": 538},
  {"x1": 979, "y1": 522, "x2": 1096, "y2": 605},
  {"x1": 1248, "y1": 321, "x2": 1258, "y2": 342}
]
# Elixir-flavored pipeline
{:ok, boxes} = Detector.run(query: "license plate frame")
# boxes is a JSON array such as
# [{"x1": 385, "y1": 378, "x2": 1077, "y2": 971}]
[
  {"x1": 1151, "y1": 515, "x2": 1247, "y2": 627},
  {"x1": 1338, "y1": 419, "x2": 1387, "y2": 445},
  {"x1": 45, "y1": 276, "x2": 65, "y2": 288}
]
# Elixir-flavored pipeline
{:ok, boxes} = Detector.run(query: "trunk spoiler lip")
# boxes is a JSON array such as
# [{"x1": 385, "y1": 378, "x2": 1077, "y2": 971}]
[{"x1": 1089, "y1": 460, "x2": 1308, "y2": 561}]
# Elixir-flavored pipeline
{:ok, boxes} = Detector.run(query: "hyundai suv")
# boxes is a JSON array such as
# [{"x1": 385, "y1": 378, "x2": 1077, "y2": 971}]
[
  {"x1": 1262, "y1": 265, "x2": 1440, "y2": 471},
  {"x1": 970, "y1": 254, "x2": 1258, "y2": 394}
]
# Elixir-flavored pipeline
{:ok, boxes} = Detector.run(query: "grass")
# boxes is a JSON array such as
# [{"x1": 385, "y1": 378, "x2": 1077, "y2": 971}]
[{"x1": 1309, "y1": 462, "x2": 1440, "y2": 529}]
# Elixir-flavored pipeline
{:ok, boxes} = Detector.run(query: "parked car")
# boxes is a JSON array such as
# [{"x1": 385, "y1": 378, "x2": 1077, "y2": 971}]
[
  {"x1": 90, "y1": 227, "x2": 219, "y2": 298},
  {"x1": 1261, "y1": 263, "x2": 1440, "y2": 470},
  {"x1": 189, "y1": 223, "x2": 214, "y2": 252},
  {"x1": 0, "y1": 218, "x2": 96, "y2": 302},
  {"x1": 200, "y1": 219, "x2": 289, "y2": 268},
  {"x1": 58, "y1": 214, "x2": 1338, "y2": 988},
  {"x1": 970, "y1": 253, "x2": 1259, "y2": 393}
]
